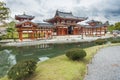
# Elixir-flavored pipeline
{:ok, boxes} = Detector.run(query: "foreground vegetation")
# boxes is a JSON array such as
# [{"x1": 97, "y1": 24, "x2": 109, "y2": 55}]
[
  {"x1": 28, "y1": 44, "x2": 119, "y2": 80},
  {"x1": 0, "y1": 43, "x2": 120, "y2": 80},
  {"x1": 8, "y1": 59, "x2": 37, "y2": 80},
  {"x1": 66, "y1": 48, "x2": 86, "y2": 61}
]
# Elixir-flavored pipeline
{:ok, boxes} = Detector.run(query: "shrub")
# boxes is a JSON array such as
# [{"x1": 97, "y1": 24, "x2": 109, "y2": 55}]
[
  {"x1": 66, "y1": 48, "x2": 86, "y2": 60},
  {"x1": 106, "y1": 37, "x2": 113, "y2": 41},
  {"x1": 95, "y1": 39, "x2": 107, "y2": 45},
  {"x1": 7, "y1": 59, "x2": 37, "y2": 80},
  {"x1": 111, "y1": 40, "x2": 120, "y2": 43}
]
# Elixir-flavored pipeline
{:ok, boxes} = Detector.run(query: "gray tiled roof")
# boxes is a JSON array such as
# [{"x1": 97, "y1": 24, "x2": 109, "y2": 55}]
[
  {"x1": 37, "y1": 23, "x2": 54, "y2": 28},
  {"x1": 104, "y1": 21, "x2": 109, "y2": 26},
  {"x1": 56, "y1": 10, "x2": 87, "y2": 20},
  {"x1": 86, "y1": 20, "x2": 100, "y2": 24},
  {"x1": 82, "y1": 24, "x2": 106, "y2": 28},
  {"x1": 16, "y1": 20, "x2": 36, "y2": 25},
  {"x1": 15, "y1": 13, "x2": 35, "y2": 19},
  {"x1": 82, "y1": 20, "x2": 109, "y2": 28}
]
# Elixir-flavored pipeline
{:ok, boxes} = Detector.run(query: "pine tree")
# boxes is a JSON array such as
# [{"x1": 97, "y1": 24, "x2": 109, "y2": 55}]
[{"x1": 0, "y1": 1, "x2": 9, "y2": 22}]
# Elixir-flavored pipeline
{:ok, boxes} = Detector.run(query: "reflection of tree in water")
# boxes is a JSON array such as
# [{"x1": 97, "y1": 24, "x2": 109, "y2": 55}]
[{"x1": 0, "y1": 50, "x2": 16, "y2": 77}]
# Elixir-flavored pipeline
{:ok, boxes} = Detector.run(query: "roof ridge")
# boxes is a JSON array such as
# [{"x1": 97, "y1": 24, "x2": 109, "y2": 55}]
[{"x1": 57, "y1": 10, "x2": 73, "y2": 14}]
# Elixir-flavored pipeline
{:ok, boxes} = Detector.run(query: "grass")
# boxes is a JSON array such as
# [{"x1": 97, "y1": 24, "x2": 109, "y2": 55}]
[
  {"x1": 27, "y1": 44, "x2": 111, "y2": 80},
  {"x1": 1, "y1": 43, "x2": 120, "y2": 80},
  {"x1": 28, "y1": 55, "x2": 86, "y2": 80},
  {"x1": 0, "y1": 76, "x2": 8, "y2": 80}
]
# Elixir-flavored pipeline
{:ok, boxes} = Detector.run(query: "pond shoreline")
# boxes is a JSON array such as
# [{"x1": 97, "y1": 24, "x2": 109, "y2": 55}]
[{"x1": 1, "y1": 36, "x2": 111, "y2": 47}]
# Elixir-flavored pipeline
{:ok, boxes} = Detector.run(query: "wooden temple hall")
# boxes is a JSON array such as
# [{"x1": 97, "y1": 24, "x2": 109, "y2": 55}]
[
  {"x1": 15, "y1": 14, "x2": 54, "y2": 41},
  {"x1": 15, "y1": 10, "x2": 108, "y2": 41},
  {"x1": 81, "y1": 20, "x2": 108, "y2": 36}
]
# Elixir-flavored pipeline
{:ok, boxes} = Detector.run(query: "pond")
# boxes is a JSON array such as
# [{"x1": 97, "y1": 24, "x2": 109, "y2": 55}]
[{"x1": 0, "y1": 41, "x2": 95, "y2": 77}]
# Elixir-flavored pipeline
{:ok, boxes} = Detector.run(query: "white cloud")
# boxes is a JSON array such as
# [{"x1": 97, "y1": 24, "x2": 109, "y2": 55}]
[{"x1": 1, "y1": 0, "x2": 120, "y2": 24}]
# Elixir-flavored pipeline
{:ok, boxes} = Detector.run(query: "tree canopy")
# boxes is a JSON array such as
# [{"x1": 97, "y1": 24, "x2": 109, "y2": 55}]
[
  {"x1": 0, "y1": 1, "x2": 9, "y2": 22},
  {"x1": 108, "y1": 22, "x2": 120, "y2": 32},
  {"x1": 114, "y1": 22, "x2": 120, "y2": 30}
]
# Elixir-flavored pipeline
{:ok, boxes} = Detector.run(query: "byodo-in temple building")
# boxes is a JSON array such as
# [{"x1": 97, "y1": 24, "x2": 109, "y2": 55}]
[
  {"x1": 15, "y1": 10, "x2": 108, "y2": 41},
  {"x1": 15, "y1": 14, "x2": 54, "y2": 41}
]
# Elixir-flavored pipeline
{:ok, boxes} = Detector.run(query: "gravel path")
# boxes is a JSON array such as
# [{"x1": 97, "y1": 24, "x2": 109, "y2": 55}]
[{"x1": 84, "y1": 46, "x2": 120, "y2": 80}]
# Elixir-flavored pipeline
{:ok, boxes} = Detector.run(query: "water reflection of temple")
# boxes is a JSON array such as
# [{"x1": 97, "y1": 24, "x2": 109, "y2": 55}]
[{"x1": 15, "y1": 10, "x2": 108, "y2": 41}]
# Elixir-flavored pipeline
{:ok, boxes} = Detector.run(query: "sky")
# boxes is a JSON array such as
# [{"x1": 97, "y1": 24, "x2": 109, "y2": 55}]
[{"x1": 1, "y1": 0, "x2": 120, "y2": 24}]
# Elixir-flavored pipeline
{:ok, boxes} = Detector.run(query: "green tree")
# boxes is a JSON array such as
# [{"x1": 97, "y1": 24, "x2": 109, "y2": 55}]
[
  {"x1": 108, "y1": 22, "x2": 120, "y2": 32},
  {"x1": 0, "y1": 1, "x2": 10, "y2": 40},
  {"x1": 6, "y1": 21, "x2": 16, "y2": 40},
  {"x1": 0, "y1": 1, "x2": 9, "y2": 22},
  {"x1": 108, "y1": 24, "x2": 115, "y2": 32},
  {"x1": 114, "y1": 22, "x2": 120, "y2": 30}
]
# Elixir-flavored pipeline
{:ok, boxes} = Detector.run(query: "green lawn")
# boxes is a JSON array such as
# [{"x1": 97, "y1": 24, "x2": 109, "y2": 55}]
[{"x1": 1, "y1": 43, "x2": 120, "y2": 80}]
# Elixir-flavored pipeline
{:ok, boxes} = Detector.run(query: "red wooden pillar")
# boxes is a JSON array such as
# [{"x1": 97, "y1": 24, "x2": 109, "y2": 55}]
[
  {"x1": 90, "y1": 28, "x2": 91, "y2": 36},
  {"x1": 57, "y1": 27, "x2": 60, "y2": 36},
  {"x1": 46, "y1": 29, "x2": 48, "y2": 39},
  {"x1": 75, "y1": 28, "x2": 78, "y2": 35},
  {"x1": 76, "y1": 28, "x2": 78, "y2": 35},
  {"x1": 89, "y1": 28, "x2": 91, "y2": 36},
  {"x1": 88, "y1": 28, "x2": 90, "y2": 36},
  {"x1": 81, "y1": 27, "x2": 83, "y2": 39},
  {"x1": 57, "y1": 27, "x2": 58, "y2": 36},
  {"x1": 43, "y1": 27, "x2": 45, "y2": 39},
  {"x1": 74, "y1": 28, "x2": 76, "y2": 35},
  {"x1": 91, "y1": 28, "x2": 93, "y2": 36},
  {"x1": 103, "y1": 28, "x2": 105, "y2": 36},
  {"x1": 73, "y1": 27, "x2": 76, "y2": 35},
  {"x1": 61, "y1": 27, "x2": 63, "y2": 35},
  {"x1": 92, "y1": 29, "x2": 94, "y2": 36},
  {"x1": 19, "y1": 31, "x2": 23, "y2": 41},
  {"x1": 31, "y1": 31, "x2": 34, "y2": 40},
  {"x1": 96, "y1": 28, "x2": 97, "y2": 36},
  {"x1": 86, "y1": 28, "x2": 87, "y2": 36},
  {"x1": 87, "y1": 28, "x2": 89, "y2": 36},
  {"x1": 36, "y1": 30, "x2": 37, "y2": 39},
  {"x1": 92, "y1": 28, "x2": 94, "y2": 36},
  {"x1": 104, "y1": 27, "x2": 106, "y2": 36},
  {"x1": 67, "y1": 27, "x2": 68, "y2": 35},
  {"x1": 50, "y1": 28, "x2": 53, "y2": 38},
  {"x1": 60, "y1": 27, "x2": 62, "y2": 36},
  {"x1": 100, "y1": 27, "x2": 101, "y2": 36},
  {"x1": 63, "y1": 27, "x2": 64, "y2": 35},
  {"x1": 85, "y1": 28, "x2": 86, "y2": 36}
]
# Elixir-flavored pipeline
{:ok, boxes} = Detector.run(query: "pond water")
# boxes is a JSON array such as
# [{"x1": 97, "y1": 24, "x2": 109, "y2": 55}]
[{"x1": 0, "y1": 42, "x2": 95, "y2": 77}]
